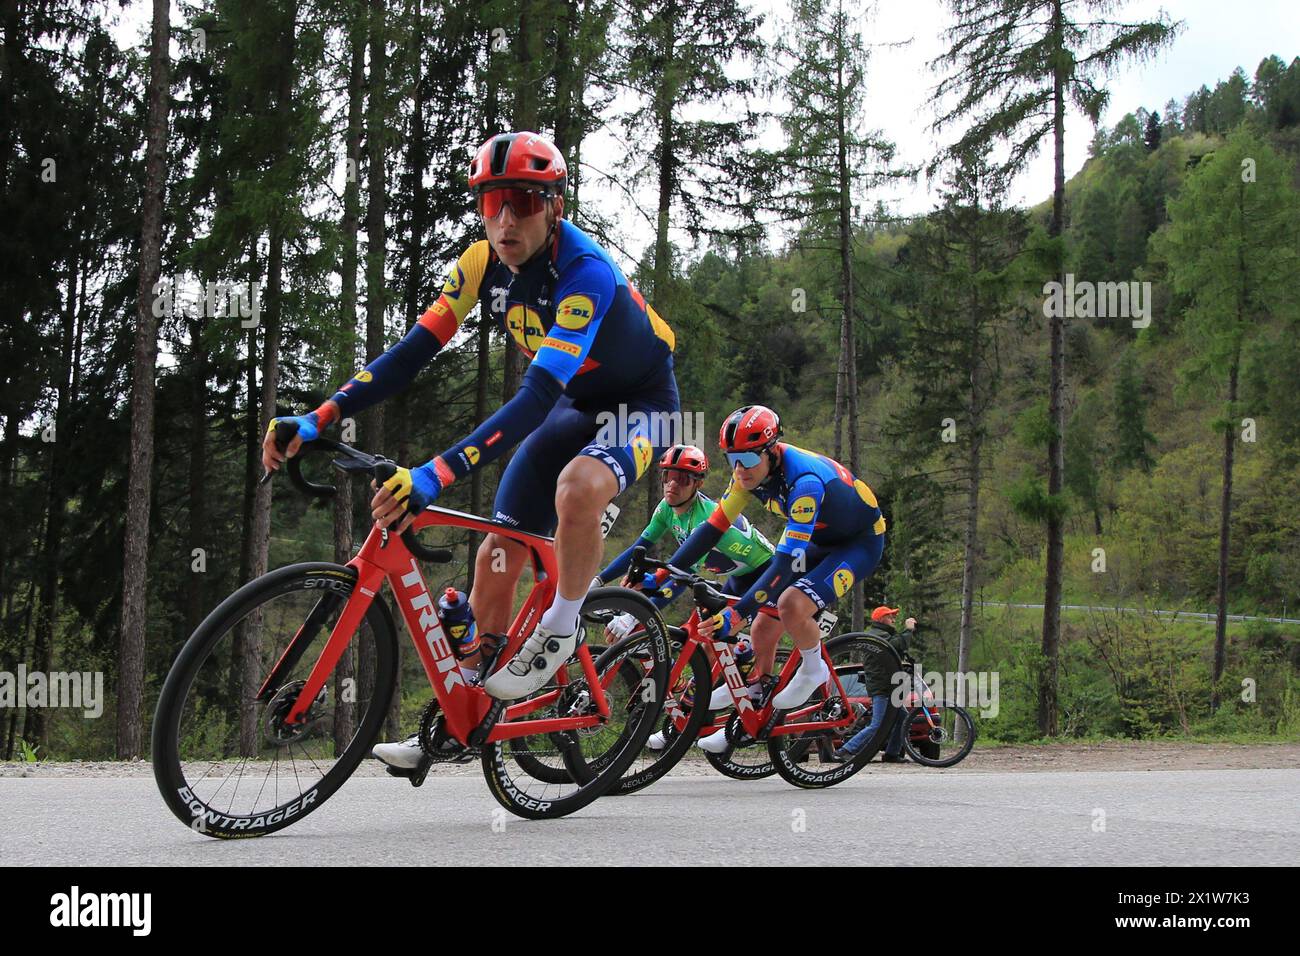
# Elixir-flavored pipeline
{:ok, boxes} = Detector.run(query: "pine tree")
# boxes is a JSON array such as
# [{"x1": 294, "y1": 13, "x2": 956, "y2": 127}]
[
  {"x1": 771, "y1": 0, "x2": 910, "y2": 628},
  {"x1": 1112, "y1": 349, "x2": 1155, "y2": 472},
  {"x1": 1153, "y1": 130, "x2": 1300, "y2": 709},
  {"x1": 118, "y1": 0, "x2": 171, "y2": 759},
  {"x1": 932, "y1": 0, "x2": 1179, "y2": 736}
]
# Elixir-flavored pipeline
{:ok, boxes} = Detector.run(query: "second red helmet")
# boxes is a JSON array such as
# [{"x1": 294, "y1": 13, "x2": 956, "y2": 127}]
[{"x1": 719, "y1": 405, "x2": 781, "y2": 452}]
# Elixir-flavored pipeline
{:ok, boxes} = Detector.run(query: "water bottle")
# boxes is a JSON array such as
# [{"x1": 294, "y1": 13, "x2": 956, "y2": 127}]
[
  {"x1": 438, "y1": 588, "x2": 479, "y2": 659},
  {"x1": 734, "y1": 634, "x2": 756, "y2": 681}
]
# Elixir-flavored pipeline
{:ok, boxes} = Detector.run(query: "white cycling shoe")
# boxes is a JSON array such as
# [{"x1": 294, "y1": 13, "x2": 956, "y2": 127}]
[
  {"x1": 483, "y1": 625, "x2": 578, "y2": 700},
  {"x1": 771, "y1": 660, "x2": 829, "y2": 709},
  {"x1": 372, "y1": 734, "x2": 424, "y2": 770},
  {"x1": 708, "y1": 683, "x2": 735, "y2": 710},
  {"x1": 646, "y1": 731, "x2": 668, "y2": 751},
  {"x1": 696, "y1": 729, "x2": 732, "y2": 754}
]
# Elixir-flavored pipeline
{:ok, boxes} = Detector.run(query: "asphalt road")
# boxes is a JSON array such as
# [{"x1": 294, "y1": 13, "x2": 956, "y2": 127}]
[{"x1": 3, "y1": 766, "x2": 1296, "y2": 865}]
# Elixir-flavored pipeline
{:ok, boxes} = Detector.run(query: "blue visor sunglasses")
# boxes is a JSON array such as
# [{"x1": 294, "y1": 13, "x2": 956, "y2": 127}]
[{"x1": 726, "y1": 451, "x2": 763, "y2": 469}]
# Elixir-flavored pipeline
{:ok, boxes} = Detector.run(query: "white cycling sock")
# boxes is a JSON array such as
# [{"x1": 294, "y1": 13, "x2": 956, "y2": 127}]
[
  {"x1": 799, "y1": 645, "x2": 826, "y2": 675},
  {"x1": 540, "y1": 593, "x2": 584, "y2": 635}
]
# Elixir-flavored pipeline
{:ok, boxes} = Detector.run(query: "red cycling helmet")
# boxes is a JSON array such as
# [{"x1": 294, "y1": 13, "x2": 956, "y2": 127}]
[
  {"x1": 468, "y1": 131, "x2": 567, "y2": 194},
  {"x1": 719, "y1": 405, "x2": 782, "y2": 453},
  {"x1": 658, "y1": 444, "x2": 708, "y2": 477}
]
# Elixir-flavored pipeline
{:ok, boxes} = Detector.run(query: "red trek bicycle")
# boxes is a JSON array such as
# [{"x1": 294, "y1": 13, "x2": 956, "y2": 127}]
[
  {"x1": 580, "y1": 549, "x2": 905, "y2": 792},
  {"x1": 152, "y1": 434, "x2": 669, "y2": 836}
]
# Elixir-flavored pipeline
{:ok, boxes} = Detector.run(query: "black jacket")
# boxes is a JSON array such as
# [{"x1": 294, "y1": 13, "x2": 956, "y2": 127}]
[{"x1": 856, "y1": 622, "x2": 914, "y2": 697}]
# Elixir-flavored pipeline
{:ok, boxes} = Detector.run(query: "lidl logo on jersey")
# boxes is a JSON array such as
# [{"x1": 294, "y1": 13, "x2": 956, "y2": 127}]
[
  {"x1": 556, "y1": 294, "x2": 596, "y2": 331},
  {"x1": 790, "y1": 495, "x2": 817, "y2": 522},
  {"x1": 830, "y1": 564, "x2": 855, "y2": 598},
  {"x1": 631, "y1": 434, "x2": 654, "y2": 478},
  {"x1": 507, "y1": 304, "x2": 547, "y2": 353},
  {"x1": 465, "y1": 446, "x2": 480, "y2": 465},
  {"x1": 354, "y1": 369, "x2": 373, "y2": 383},
  {"x1": 444, "y1": 265, "x2": 465, "y2": 299},
  {"x1": 754, "y1": 590, "x2": 768, "y2": 603}
]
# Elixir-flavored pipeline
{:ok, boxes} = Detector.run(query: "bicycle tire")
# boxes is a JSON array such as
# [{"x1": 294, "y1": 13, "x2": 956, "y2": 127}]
[
  {"x1": 479, "y1": 588, "x2": 669, "y2": 819},
  {"x1": 903, "y1": 702, "x2": 976, "y2": 767},
  {"x1": 608, "y1": 642, "x2": 713, "y2": 795},
  {"x1": 152, "y1": 563, "x2": 398, "y2": 838},
  {"x1": 767, "y1": 632, "x2": 903, "y2": 789}
]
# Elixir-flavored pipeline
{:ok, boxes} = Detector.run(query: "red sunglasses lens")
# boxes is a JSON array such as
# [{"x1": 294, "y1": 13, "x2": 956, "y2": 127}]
[{"x1": 477, "y1": 187, "x2": 547, "y2": 219}]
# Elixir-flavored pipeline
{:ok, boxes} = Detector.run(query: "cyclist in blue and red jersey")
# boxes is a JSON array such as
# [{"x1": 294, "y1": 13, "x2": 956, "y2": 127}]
[
  {"x1": 658, "y1": 405, "x2": 888, "y2": 752},
  {"x1": 262, "y1": 131, "x2": 679, "y2": 767}
]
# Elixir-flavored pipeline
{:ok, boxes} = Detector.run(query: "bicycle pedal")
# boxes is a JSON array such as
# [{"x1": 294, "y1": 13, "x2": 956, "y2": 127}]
[{"x1": 408, "y1": 755, "x2": 434, "y2": 787}]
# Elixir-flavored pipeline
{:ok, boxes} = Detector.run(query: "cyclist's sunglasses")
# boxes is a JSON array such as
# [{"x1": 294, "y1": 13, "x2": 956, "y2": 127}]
[
  {"x1": 476, "y1": 186, "x2": 556, "y2": 220},
  {"x1": 726, "y1": 451, "x2": 763, "y2": 469},
  {"x1": 661, "y1": 468, "x2": 699, "y2": 485}
]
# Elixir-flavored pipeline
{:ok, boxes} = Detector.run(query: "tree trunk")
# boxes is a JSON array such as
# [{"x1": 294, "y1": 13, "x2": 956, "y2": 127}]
[
  {"x1": 30, "y1": 253, "x2": 78, "y2": 749},
  {"x1": 365, "y1": 0, "x2": 399, "y2": 738},
  {"x1": 333, "y1": 0, "x2": 366, "y2": 755},
  {"x1": 184, "y1": 314, "x2": 208, "y2": 638},
  {"x1": 1038, "y1": 0, "x2": 1067, "y2": 738},
  {"x1": 833, "y1": 20, "x2": 863, "y2": 630},
  {"x1": 237, "y1": 11, "x2": 296, "y2": 756},
  {"x1": 649, "y1": 0, "x2": 676, "y2": 523},
  {"x1": 1211, "y1": 358, "x2": 1241, "y2": 712},
  {"x1": 117, "y1": 0, "x2": 170, "y2": 758}
]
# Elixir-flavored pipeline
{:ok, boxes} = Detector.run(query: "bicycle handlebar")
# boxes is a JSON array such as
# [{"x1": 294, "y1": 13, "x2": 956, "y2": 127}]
[
  {"x1": 628, "y1": 546, "x2": 736, "y2": 638},
  {"x1": 266, "y1": 423, "x2": 452, "y2": 564}
]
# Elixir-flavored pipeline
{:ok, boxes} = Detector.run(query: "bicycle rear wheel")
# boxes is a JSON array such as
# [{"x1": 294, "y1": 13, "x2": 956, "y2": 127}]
[
  {"x1": 608, "y1": 641, "x2": 713, "y2": 795},
  {"x1": 480, "y1": 588, "x2": 668, "y2": 819},
  {"x1": 903, "y1": 702, "x2": 976, "y2": 767},
  {"x1": 767, "y1": 633, "x2": 903, "y2": 789},
  {"x1": 152, "y1": 563, "x2": 397, "y2": 838}
]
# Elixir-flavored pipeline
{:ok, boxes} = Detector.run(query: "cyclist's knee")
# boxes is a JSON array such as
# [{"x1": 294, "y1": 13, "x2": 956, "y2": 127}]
[
  {"x1": 555, "y1": 457, "x2": 616, "y2": 521},
  {"x1": 778, "y1": 587, "x2": 817, "y2": 622}
]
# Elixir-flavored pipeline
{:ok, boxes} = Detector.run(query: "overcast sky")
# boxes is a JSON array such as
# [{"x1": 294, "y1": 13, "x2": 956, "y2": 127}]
[{"x1": 864, "y1": 0, "x2": 1300, "y2": 213}]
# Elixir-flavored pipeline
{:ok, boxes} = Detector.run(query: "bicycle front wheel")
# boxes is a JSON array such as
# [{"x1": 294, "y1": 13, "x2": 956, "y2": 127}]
[{"x1": 152, "y1": 563, "x2": 397, "y2": 838}]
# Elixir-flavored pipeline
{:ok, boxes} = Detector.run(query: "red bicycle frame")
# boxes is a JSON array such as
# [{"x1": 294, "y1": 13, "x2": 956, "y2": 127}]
[
  {"x1": 646, "y1": 606, "x2": 857, "y2": 740},
  {"x1": 271, "y1": 505, "x2": 615, "y2": 745}
]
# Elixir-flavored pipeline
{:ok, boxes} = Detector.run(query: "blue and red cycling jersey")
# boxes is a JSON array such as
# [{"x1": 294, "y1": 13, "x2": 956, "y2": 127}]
[
  {"x1": 665, "y1": 443, "x2": 887, "y2": 620},
  {"x1": 321, "y1": 219, "x2": 676, "y2": 487}
]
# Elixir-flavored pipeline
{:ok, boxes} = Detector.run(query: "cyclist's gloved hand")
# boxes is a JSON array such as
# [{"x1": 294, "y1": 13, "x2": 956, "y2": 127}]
[
  {"x1": 405, "y1": 462, "x2": 444, "y2": 513},
  {"x1": 701, "y1": 608, "x2": 741, "y2": 641},
  {"x1": 605, "y1": 612, "x2": 638, "y2": 640},
  {"x1": 638, "y1": 568, "x2": 670, "y2": 594},
  {"x1": 267, "y1": 410, "x2": 322, "y2": 447},
  {"x1": 377, "y1": 462, "x2": 443, "y2": 520}
]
